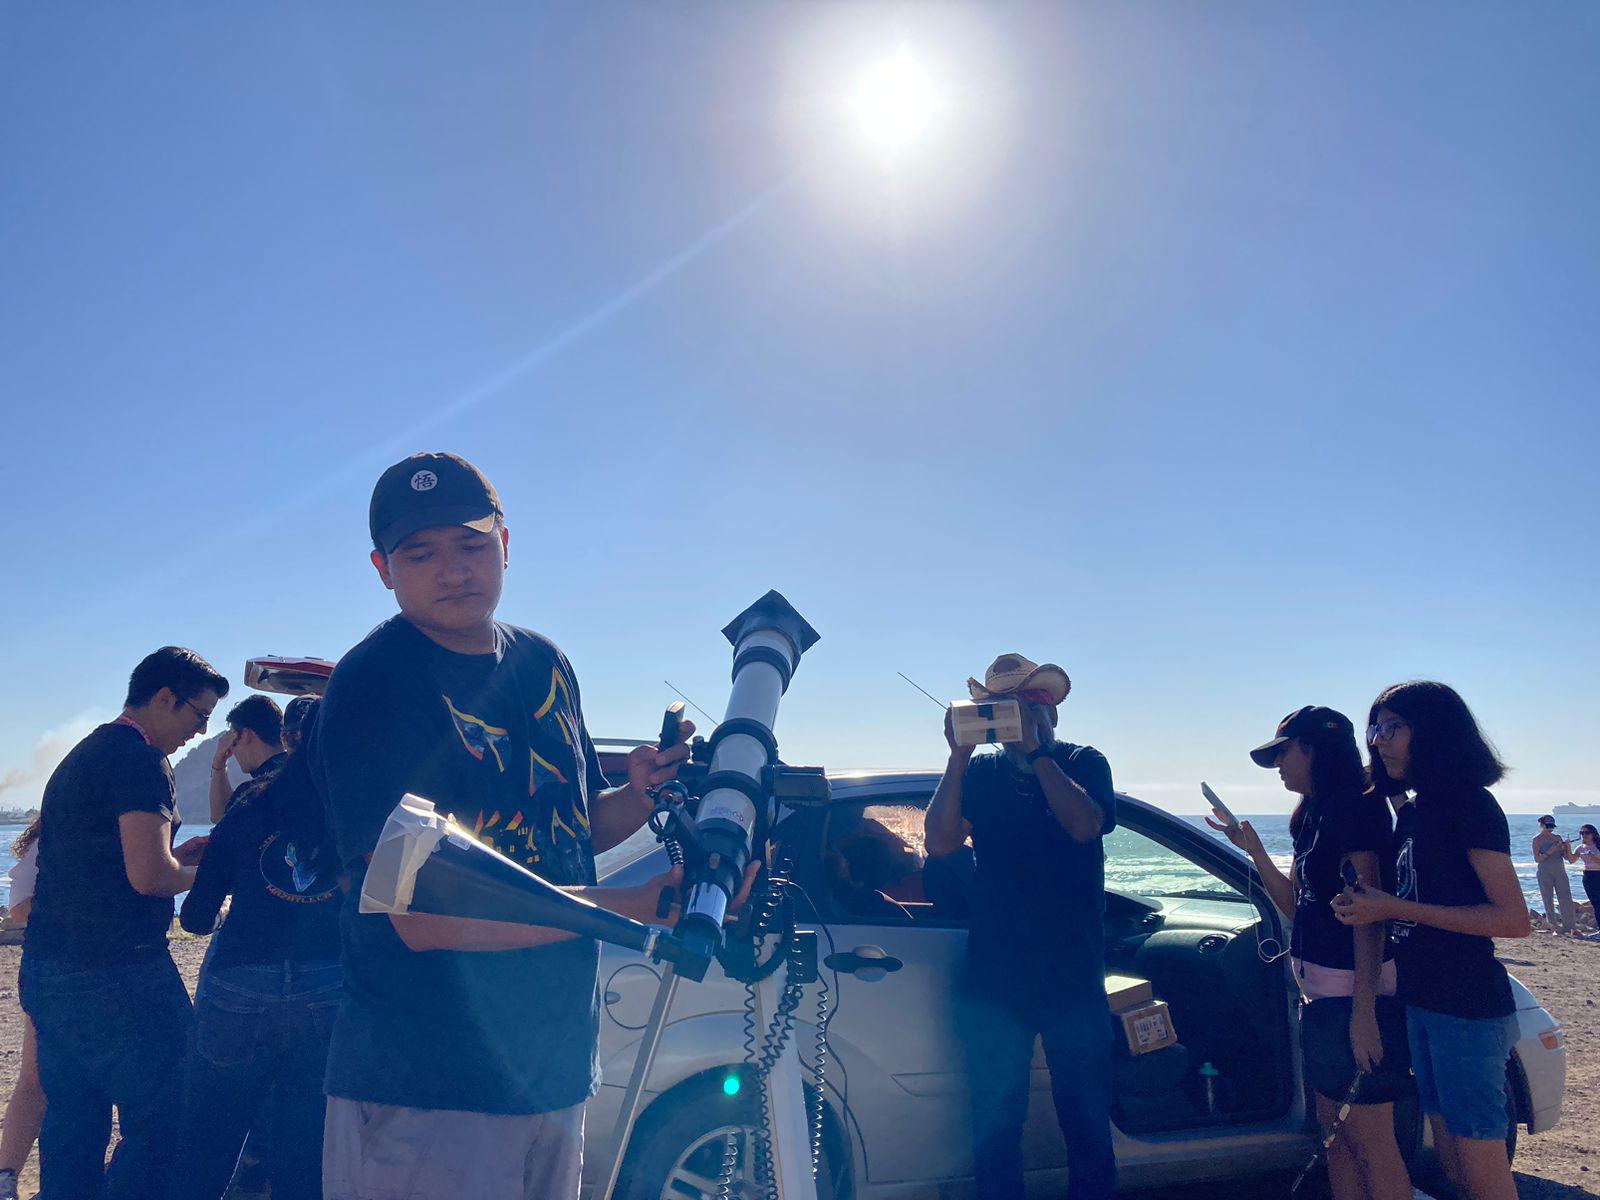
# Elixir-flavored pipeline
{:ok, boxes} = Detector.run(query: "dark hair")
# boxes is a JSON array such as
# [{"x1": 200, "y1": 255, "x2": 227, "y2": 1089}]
[
  {"x1": 1286, "y1": 722, "x2": 1370, "y2": 840},
  {"x1": 125, "y1": 646, "x2": 229, "y2": 709},
  {"x1": 226, "y1": 695, "x2": 283, "y2": 746},
  {"x1": 1581, "y1": 824, "x2": 1598, "y2": 843},
  {"x1": 1366, "y1": 680, "x2": 1506, "y2": 798},
  {"x1": 12, "y1": 815, "x2": 42, "y2": 859}
]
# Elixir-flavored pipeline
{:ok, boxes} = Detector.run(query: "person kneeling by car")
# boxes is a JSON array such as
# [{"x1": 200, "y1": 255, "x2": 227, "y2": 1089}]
[{"x1": 924, "y1": 653, "x2": 1118, "y2": 1200}]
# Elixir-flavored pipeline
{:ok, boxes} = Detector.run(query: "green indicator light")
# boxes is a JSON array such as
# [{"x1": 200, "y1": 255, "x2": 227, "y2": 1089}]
[{"x1": 722, "y1": 1075, "x2": 741, "y2": 1097}]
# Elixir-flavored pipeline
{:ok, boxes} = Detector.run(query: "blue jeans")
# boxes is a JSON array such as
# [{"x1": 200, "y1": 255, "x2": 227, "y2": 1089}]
[
  {"x1": 957, "y1": 987, "x2": 1117, "y2": 1200},
  {"x1": 169, "y1": 961, "x2": 343, "y2": 1200},
  {"x1": 1406, "y1": 1005, "x2": 1517, "y2": 1141},
  {"x1": 19, "y1": 949, "x2": 193, "y2": 1200}
]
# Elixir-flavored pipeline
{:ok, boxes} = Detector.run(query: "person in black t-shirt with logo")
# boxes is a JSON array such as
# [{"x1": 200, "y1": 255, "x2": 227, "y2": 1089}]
[
  {"x1": 1334, "y1": 681, "x2": 1529, "y2": 1200},
  {"x1": 172, "y1": 697, "x2": 340, "y2": 1200},
  {"x1": 20, "y1": 646, "x2": 227, "y2": 1200},
  {"x1": 925, "y1": 654, "x2": 1117, "y2": 1200},
  {"x1": 312, "y1": 453, "x2": 707, "y2": 1200},
  {"x1": 1209, "y1": 707, "x2": 1411, "y2": 1200}
]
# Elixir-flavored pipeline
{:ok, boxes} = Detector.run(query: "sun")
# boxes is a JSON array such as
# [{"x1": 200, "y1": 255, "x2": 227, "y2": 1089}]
[{"x1": 854, "y1": 52, "x2": 937, "y2": 146}]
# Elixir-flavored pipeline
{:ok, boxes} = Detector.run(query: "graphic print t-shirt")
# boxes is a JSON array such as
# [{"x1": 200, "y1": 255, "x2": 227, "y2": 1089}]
[
  {"x1": 1290, "y1": 790, "x2": 1394, "y2": 972},
  {"x1": 25, "y1": 722, "x2": 178, "y2": 965},
  {"x1": 1390, "y1": 787, "x2": 1514, "y2": 1019},
  {"x1": 311, "y1": 617, "x2": 607, "y2": 1114}
]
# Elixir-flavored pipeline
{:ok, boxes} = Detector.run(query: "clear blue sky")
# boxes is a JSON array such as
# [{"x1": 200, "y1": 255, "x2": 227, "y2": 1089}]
[{"x1": 2, "y1": 3, "x2": 1596, "y2": 815}]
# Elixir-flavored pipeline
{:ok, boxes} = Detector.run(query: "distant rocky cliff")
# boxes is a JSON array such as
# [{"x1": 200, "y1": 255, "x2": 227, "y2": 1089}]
[{"x1": 172, "y1": 734, "x2": 245, "y2": 826}]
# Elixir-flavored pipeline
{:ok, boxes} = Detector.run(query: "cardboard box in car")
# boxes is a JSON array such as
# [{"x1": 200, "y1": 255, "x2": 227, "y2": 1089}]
[
  {"x1": 1104, "y1": 974, "x2": 1153, "y2": 1013},
  {"x1": 1118, "y1": 1000, "x2": 1178, "y2": 1057},
  {"x1": 949, "y1": 699, "x2": 1024, "y2": 747}
]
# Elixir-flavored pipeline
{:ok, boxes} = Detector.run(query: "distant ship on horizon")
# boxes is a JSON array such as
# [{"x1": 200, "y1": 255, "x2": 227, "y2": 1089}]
[{"x1": 1552, "y1": 801, "x2": 1600, "y2": 822}]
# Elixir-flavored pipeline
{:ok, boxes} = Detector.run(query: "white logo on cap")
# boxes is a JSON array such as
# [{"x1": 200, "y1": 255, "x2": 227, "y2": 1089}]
[{"x1": 410, "y1": 470, "x2": 438, "y2": 492}]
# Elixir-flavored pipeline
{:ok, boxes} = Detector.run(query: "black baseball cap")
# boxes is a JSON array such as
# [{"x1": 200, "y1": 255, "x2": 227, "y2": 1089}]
[
  {"x1": 369, "y1": 452, "x2": 502, "y2": 554},
  {"x1": 1250, "y1": 705, "x2": 1356, "y2": 768}
]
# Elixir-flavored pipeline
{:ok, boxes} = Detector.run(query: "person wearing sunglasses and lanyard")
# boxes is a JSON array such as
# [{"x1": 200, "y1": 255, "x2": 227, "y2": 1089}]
[
  {"x1": 1334, "y1": 682, "x2": 1529, "y2": 1200},
  {"x1": 1209, "y1": 707, "x2": 1411, "y2": 1200}
]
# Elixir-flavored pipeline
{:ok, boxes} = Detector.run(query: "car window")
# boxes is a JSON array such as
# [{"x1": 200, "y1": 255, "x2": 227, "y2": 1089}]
[
  {"x1": 1103, "y1": 824, "x2": 1246, "y2": 902},
  {"x1": 818, "y1": 799, "x2": 960, "y2": 926}
]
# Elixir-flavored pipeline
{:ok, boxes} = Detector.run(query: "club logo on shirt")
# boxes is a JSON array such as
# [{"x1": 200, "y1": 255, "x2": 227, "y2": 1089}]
[
  {"x1": 258, "y1": 833, "x2": 339, "y2": 904},
  {"x1": 1390, "y1": 837, "x2": 1418, "y2": 941}
]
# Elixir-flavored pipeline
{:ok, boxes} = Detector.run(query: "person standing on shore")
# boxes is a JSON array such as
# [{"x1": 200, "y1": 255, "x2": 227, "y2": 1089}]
[
  {"x1": 20, "y1": 647, "x2": 227, "y2": 1200},
  {"x1": 0, "y1": 819, "x2": 44, "y2": 1200},
  {"x1": 1532, "y1": 816, "x2": 1578, "y2": 936},
  {"x1": 312, "y1": 453, "x2": 710, "y2": 1200},
  {"x1": 1334, "y1": 680, "x2": 1530, "y2": 1200},
  {"x1": 208, "y1": 695, "x2": 288, "y2": 823},
  {"x1": 1574, "y1": 824, "x2": 1600, "y2": 938},
  {"x1": 924, "y1": 654, "x2": 1118, "y2": 1200},
  {"x1": 172, "y1": 699, "x2": 341, "y2": 1200},
  {"x1": 1209, "y1": 707, "x2": 1411, "y2": 1200}
]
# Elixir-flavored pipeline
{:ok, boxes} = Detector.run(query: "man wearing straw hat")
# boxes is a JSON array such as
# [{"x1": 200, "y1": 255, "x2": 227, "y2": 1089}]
[{"x1": 925, "y1": 653, "x2": 1118, "y2": 1200}]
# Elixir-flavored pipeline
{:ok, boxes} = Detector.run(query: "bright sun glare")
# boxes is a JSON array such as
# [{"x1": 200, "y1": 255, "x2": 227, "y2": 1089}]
[{"x1": 855, "y1": 52, "x2": 937, "y2": 146}]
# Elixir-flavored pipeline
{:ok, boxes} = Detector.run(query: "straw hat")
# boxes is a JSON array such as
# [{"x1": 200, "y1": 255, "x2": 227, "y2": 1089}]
[{"x1": 967, "y1": 653, "x2": 1071, "y2": 705}]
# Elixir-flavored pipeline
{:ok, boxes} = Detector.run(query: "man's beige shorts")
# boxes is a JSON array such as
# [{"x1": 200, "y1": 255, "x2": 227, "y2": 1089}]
[{"x1": 323, "y1": 1095, "x2": 584, "y2": 1200}]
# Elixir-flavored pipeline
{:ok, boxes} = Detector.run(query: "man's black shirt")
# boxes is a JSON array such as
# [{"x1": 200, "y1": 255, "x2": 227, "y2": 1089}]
[
  {"x1": 311, "y1": 616, "x2": 607, "y2": 1115},
  {"x1": 219, "y1": 750, "x2": 288, "y2": 815},
  {"x1": 180, "y1": 753, "x2": 343, "y2": 970},
  {"x1": 1290, "y1": 790, "x2": 1394, "y2": 972},
  {"x1": 1390, "y1": 787, "x2": 1514, "y2": 1019},
  {"x1": 25, "y1": 722, "x2": 178, "y2": 965},
  {"x1": 959, "y1": 743, "x2": 1116, "y2": 1001}
]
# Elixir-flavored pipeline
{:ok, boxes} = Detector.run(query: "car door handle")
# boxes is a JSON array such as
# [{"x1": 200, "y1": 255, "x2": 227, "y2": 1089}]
[{"x1": 824, "y1": 945, "x2": 903, "y2": 981}]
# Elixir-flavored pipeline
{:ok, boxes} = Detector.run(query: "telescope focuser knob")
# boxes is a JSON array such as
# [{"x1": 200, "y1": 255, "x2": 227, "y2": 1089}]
[{"x1": 656, "y1": 887, "x2": 677, "y2": 921}]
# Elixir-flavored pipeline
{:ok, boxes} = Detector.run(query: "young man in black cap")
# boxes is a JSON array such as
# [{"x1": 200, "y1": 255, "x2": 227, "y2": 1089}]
[
  {"x1": 313, "y1": 452, "x2": 700, "y2": 1200},
  {"x1": 924, "y1": 653, "x2": 1118, "y2": 1200},
  {"x1": 208, "y1": 694, "x2": 288, "y2": 822},
  {"x1": 21, "y1": 646, "x2": 226, "y2": 1200}
]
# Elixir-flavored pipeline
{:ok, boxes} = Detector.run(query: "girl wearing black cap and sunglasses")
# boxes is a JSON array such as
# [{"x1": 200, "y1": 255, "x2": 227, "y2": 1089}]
[
  {"x1": 1333, "y1": 681, "x2": 1529, "y2": 1200},
  {"x1": 1209, "y1": 706, "x2": 1412, "y2": 1200}
]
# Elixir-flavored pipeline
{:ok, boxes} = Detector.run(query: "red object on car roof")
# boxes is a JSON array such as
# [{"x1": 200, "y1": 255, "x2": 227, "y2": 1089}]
[{"x1": 245, "y1": 656, "x2": 337, "y2": 696}]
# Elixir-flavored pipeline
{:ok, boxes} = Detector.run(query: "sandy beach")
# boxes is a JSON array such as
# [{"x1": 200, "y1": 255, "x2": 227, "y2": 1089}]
[{"x1": 0, "y1": 931, "x2": 1593, "y2": 1198}]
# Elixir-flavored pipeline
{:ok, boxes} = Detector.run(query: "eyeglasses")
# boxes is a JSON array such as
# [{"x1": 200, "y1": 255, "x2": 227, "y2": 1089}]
[
  {"x1": 1366, "y1": 718, "x2": 1407, "y2": 745},
  {"x1": 181, "y1": 698, "x2": 215, "y2": 728}
]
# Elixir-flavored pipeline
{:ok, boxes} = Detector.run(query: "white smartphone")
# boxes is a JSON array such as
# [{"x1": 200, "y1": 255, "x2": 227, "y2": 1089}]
[{"x1": 1201, "y1": 782, "x2": 1240, "y2": 830}]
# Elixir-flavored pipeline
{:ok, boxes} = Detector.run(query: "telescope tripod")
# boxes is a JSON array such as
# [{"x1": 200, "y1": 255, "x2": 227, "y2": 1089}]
[{"x1": 599, "y1": 884, "x2": 827, "y2": 1200}]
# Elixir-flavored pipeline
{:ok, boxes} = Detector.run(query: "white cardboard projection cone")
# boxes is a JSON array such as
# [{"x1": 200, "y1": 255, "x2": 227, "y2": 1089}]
[{"x1": 360, "y1": 793, "x2": 451, "y2": 915}]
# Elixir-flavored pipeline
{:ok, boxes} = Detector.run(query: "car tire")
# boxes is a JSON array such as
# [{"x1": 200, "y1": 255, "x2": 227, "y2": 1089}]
[{"x1": 617, "y1": 1074, "x2": 848, "y2": 1200}]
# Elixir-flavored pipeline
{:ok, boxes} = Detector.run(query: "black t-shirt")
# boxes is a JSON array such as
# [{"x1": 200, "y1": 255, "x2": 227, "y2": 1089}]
[
  {"x1": 180, "y1": 753, "x2": 343, "y2": 970},
  {"x1": 311, "y1": 616, "x2": 608, "y2": 1115},
  {"x1": 960, "y1": 744, "x2": 1117, "y2": 1001},
  {"x1": 25, "y1": 721, "x2": 178, "y2": 965},
  {"x1": 220, "y1": 751, "x2": 289, "y2": 815},
  {"x1": 1390, "y1": 787, "x2": 1515, "y2": 1019},
  {"x1": 1290, "y1": 790, "x2": 1394, "y2": 972}
]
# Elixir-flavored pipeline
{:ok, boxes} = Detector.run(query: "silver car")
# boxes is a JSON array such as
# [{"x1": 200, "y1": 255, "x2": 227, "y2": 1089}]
[{"x1": 583, "y1": 771, "x2": 1566, "y2": 1199}]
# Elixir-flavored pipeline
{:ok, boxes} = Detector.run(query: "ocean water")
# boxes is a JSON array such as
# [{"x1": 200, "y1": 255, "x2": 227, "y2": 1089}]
[{"x1": 0, "y1": 814, "x2": 1582, "y2": 912}]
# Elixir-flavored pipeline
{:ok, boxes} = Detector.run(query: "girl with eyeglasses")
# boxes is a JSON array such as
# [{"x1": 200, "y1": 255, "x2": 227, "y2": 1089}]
[
  {"x1": 1574, "y1": 824, "x2": 1600, "y2": 937},
  {"x1": 1333, "y1": 682, "x2": 1529, "y2": 1200},
  {"x1": 1208, "y1": 707, "x2": 1411, "y2": 1200}
]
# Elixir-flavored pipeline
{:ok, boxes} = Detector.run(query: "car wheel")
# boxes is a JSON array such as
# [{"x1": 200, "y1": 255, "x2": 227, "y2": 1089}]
[{"x1": 617, "y1": 1079, "x2": 846, "y2": 1200}]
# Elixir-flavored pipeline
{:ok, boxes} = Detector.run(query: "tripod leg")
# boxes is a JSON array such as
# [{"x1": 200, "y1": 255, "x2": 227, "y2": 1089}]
[
  {"x1": 757, "y1": 968, "x2": 820, "y2": 1200},
  {"x1": 600, "y1": 963, "x2": 682, "y2": 1200}
]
